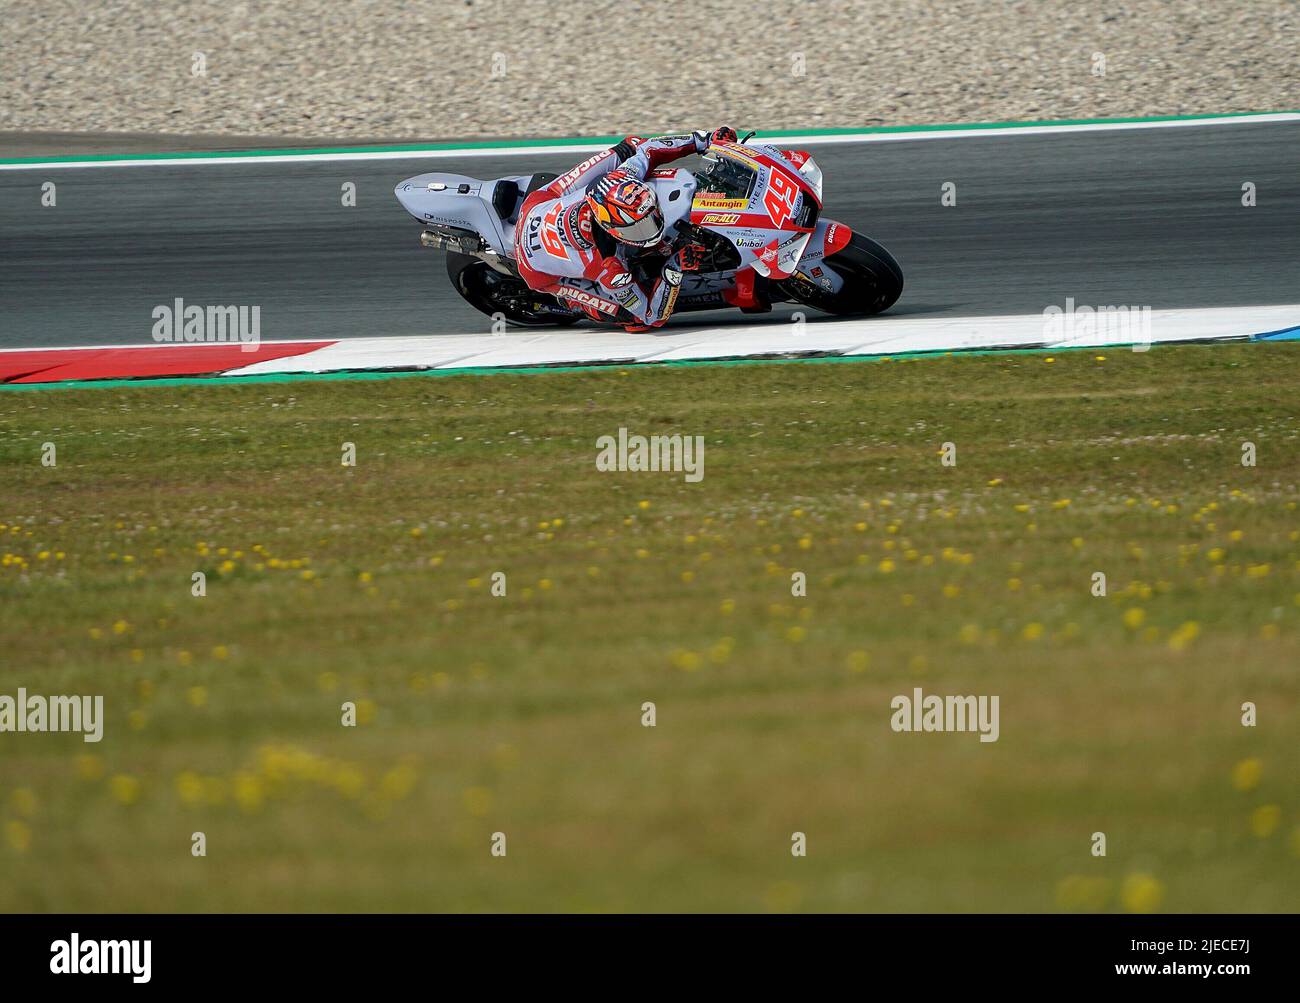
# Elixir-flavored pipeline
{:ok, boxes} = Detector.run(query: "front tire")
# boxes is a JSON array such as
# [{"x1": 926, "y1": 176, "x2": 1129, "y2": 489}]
[
  {"x1": 780, "y1": 233, "x2": 903, "y2": 316},
  {"x1": 446, "y1": 252, "x2": 581, "y2": 328}
]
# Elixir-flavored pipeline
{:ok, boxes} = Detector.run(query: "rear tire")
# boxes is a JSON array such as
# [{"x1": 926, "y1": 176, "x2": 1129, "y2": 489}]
[
  {"x1": 780, "y1": 233, "x2": 903, "y2": 316},
  {"x1": 446, "y1": 252, "x2": 581, "y2": 328}
]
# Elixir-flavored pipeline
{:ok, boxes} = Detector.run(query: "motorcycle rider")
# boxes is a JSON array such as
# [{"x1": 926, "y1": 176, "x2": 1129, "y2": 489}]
[{"x1": 514, "y1": 126, "x2": 738, "y2": 332}]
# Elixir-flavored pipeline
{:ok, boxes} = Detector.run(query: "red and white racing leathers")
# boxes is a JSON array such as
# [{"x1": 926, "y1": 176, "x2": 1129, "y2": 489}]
[{"x1": 514, "y1": 133, "x2": 708, "y2": 330}]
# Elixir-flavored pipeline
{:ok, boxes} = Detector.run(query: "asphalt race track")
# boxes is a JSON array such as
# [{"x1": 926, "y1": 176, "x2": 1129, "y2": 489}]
[{"x1": 1, "y1": 120, "x2": 1298, "y2": 350}]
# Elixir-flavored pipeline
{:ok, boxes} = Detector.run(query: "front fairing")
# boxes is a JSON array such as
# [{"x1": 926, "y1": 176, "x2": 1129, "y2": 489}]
[{"x1": 688, "y1": 142, "x2": 822, "y2": 273}]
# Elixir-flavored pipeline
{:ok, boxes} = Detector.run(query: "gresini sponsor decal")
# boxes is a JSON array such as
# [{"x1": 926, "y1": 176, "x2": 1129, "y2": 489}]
[{"x1": 715, "y1": 144, "x2": 764, "y2": 171}]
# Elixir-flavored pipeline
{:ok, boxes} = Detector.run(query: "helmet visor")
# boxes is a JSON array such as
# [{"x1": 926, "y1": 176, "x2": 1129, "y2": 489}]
[{"x1": 612, "y1": 209, "x2": 664, "y2": 247}]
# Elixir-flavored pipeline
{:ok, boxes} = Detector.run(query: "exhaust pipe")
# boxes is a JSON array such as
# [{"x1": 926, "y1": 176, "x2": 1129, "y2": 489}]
[{"x1": 420, "y1": 228, "x2": 484, "y2": 254}]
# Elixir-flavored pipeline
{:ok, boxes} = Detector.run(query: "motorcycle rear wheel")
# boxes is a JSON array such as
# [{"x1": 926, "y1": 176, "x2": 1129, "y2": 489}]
[
  {"x1": 781, "y1": 233, "x2": 903, "y2": 316},
  {"x1": 446, "y1": 252, "x2": 581, "y2": 328}
]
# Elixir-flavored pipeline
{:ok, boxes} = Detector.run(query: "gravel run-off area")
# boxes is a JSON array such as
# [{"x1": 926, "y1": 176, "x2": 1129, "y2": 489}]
[{"x1": 2, "y1": 0, "x2": 1297, "y2": 142}]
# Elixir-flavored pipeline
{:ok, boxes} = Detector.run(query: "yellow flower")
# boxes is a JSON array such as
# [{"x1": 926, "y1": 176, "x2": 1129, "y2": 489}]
[
  {"x1": 76, "y1": 754, "x2": 105, "y2": 781},
  {"x1": 637, "y1": 500, "x2": 651, "y2": 510},
  {"x1": 846, "y1": 650, "x2": 869, "y2": 673},
  {"x1": 878, "y1": 559, "x2": 895, "y2": 573},
  {"x1": 1250, "y1": 804, "x2": 1281, "y2": 839},
  {"x1": 9, "y1": 788, "x2": 37, "y2": 818},
  {"x1": 1120, "y1": 873, "x2": 1164, "y2": 913},
  {"x1": 5, "y1": 820, "x2": 32, "y2": 853},
  {"x1": 1122, "y1": 608, "x2": 1145, "y2": 630},
  {"x1": 1021, "y1": 622, "x2": 1044, "y2": 641},
  {"x1": 1167, "y1": 621, "x2": 1200, "y2": 651},
  {"x1": 1231, "y1": 758, "x2": 1262, "y2": 792},
  {"x1": 720, "y1": 598, "x2": 735, "y2": 615},
  {"x1": 186, "y1": 686, "x2": 208, "y2": 708},
  {"x1": 233, "y1": 772, "x2": 265, "y2": 813},
  {"x1": 110, "y1": 774, "x2": 142, "y2": 806},
  {"x1": 671, "y1": 649, "x2": 701, "y2": 671},
  {"x1": 709, "y1": 638, "x2": 735, "y2": 664},
  {"x1": 785, "y1": 626, "x2": 806, "y2": 643},
  {"x1": 381, "y1": 764, "x2": 420, "y2": 800}
]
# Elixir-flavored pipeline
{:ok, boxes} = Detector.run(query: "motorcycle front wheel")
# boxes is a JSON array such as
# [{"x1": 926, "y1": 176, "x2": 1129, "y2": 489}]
[{"x1": 779, "y1": 233, "x2": 903, "y2": 317}]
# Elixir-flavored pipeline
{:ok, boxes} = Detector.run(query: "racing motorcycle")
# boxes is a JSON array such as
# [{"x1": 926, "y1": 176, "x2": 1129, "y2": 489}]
[{"x1": 393, "y1": 132, "x2": 903, "y2": 327}]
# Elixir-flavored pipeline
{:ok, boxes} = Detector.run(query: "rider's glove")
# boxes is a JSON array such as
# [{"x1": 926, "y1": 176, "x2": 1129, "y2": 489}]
[
  {"x1": 693, "y1": 125, "x2": 737, "y2": 151},
  {"x1": 674, "y1": 242, "x2": 708, "y2": 272},
  {"x1": 609, "y1": 135, "x2": 646, "y2": 161}
]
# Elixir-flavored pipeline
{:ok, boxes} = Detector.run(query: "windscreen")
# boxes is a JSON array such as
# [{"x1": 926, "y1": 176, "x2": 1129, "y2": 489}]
[{"x1": 694, "y1": 152, "x2": 757, "y2": 202}]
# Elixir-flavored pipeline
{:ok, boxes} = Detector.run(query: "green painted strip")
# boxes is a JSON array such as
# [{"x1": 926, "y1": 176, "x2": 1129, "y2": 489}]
[
  {"x1": 1, "y1": 338, "x2": 1290, "y2": 392},
  {"x1": 0, "y1": 109, "x2": 1294, "y2": 167}
]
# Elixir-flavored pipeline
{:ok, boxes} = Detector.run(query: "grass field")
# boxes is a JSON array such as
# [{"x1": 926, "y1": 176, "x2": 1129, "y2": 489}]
[{"x1": 1, "y1": 343, "x2": 1297, "y2": 912}]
